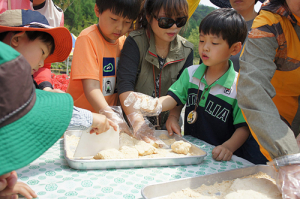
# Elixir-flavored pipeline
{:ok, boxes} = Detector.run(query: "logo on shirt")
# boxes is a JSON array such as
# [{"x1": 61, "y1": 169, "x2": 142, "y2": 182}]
[
  {"x1": 224, "y1": 88, "x2": 231, "y2": 95},
  {"x1": 102, "y1": 77, "x2": 116, "y2": 96},
  {"x1": 103, "y1": 58, "x2": 115, "y2": 76}
]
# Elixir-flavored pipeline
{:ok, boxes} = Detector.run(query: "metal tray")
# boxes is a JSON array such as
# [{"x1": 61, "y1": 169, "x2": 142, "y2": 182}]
[
  {"x1": 64, "y1": 130, "x2": 207, "y2": 170},
  {"x1": 141, "y1": 165, "x2": 276, "y2": 199}
]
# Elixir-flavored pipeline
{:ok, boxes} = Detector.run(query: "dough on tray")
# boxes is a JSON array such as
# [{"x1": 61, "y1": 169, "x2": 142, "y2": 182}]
[
  {"x1": 94, "y1": 148, "x2": 123, "y2": 159},
  {"x1": 171, "y1": 140, "x2": 191, "y2": 155},
  {"x1": 134, "y1": 140, "x2": 158, "y2": 156},
  {"x1": 120, "y1": 146, "x2": 139, "y2": 159}
]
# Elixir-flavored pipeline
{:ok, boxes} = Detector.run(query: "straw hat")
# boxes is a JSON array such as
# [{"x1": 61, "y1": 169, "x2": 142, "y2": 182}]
[
  {"x1": 0, "y1": 9, "x2": 72, "y2": 63},
  {"x1": 0, "y1": 42, "x2": 73, "y2": 176},
  {"x1": 210, "y1": 0, "x2": 265, "y2": 8}
]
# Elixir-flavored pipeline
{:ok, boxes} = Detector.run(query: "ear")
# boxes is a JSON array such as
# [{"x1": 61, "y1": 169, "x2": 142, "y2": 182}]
[
  {"x1": 10, "y1": 32, "x2": 26, "y2": 48},
  {"x1": 230, "y1": 42, "x2": 242, "y2": 56},
  {"x1": 94, "y1": 4, "x2": 100, "y2": 18}
]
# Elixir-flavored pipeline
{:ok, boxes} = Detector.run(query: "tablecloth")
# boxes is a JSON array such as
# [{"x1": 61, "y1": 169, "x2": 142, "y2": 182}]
[{"x1": 17, "y1": 136, "x2": 254, "y2": 199}]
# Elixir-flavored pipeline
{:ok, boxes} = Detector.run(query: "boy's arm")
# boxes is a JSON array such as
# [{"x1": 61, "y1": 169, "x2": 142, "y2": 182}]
[
  {"x1": 222, "y1": 126, "x2": 250, "y2": 153},
  {"x1": 82, "y1": 79, "x2": 111, "y2": 113},
  {"x1": 159, "y1": 95, "x2": 177, "y2": 112},
  {"x1": 212, "y1": 126, "x2": 250, "y2": 161}
]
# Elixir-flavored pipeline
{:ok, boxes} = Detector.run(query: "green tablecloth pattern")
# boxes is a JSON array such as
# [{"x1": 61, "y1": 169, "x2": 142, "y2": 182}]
[{"x1": 17, "y1": 136, "x2": 253, "y2": 199}]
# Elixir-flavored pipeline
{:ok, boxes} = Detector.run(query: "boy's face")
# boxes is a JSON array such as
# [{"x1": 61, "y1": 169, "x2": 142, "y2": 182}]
[
  {"x1": 95, "y1": 6, "x2": 133, "y2": 43},
  {"x1": 12, "y1": 33, "x2": 51, "y2": 75},
  {"x1": 198, "y1": 32, "x2": 235, "y2": 68}
]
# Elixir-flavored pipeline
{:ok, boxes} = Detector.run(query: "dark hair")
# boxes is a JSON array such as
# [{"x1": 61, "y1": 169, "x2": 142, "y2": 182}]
[
  {"x1": 0, "y1": 31, "x2": 55, "y2": 55},
  {"x1": 137, "y1": 0, "x2": 188, "y2": 29},
  {"x1": 267, "y1": 0, "x2": 288, "y2": 11},
  {"x1": 95, "y1": 0, "x2": 142, "y2": 21},
  {"x1": 199, "y1": 8, "x2": 247, "y2": 47}
]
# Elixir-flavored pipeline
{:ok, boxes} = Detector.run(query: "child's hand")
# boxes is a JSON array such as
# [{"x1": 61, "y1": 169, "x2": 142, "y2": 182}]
[
  {"x1": 166, "y1": 115, "x2": 182, "y2": 136},
  {"x1": 43, "y1": 87, "x2": 65, "y2": 93},
  {"x1": 0, "y1": 171, "x2": 37, "y2": 199},
  {"x1": 90, "y1": 113, "x2": 118, "y2": 134},
  {"x1": 99, "y1": 107, "x2": 132, "y2": 135},
  {"x1": 0, "y1": 181, "x2": 37, "y2": 199},
  {"x1": 212, "y1": 145, "x2": 233, "y2": 161},
  {"x1": 124, "y1": 92, "x2": 162, "y2": 116}
]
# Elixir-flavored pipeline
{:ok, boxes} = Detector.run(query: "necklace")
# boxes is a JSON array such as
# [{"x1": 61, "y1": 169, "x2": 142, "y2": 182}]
[{"x1": 187, "y1": 68, "x2": 224, "y2": 124}]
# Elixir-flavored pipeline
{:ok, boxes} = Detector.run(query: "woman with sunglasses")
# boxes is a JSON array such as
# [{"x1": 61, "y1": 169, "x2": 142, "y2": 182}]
[{"x1": 117, "y1": 0, "x2": 193, "y2": 141}]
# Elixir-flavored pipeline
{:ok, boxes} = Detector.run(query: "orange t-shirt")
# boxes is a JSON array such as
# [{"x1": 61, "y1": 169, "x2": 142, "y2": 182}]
[{"x1": 67, "y1": 24, "x2": 125, "y2": 112}]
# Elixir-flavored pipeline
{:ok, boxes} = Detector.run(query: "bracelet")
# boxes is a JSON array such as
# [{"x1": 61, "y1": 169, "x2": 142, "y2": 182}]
[{"x1": 168, "y1": 114, "x2": 179, "y2": 121}]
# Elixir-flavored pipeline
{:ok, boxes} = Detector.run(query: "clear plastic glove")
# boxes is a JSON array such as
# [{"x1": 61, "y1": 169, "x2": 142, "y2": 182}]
[
  {"x1": 127, "y1": 112, "x2": 156, "y2": 142},
  {"x1": 267, "y1": 153, "x2": 300, "y2": 199},
  {"x1": 124, "y1": 92, "x2": 162, "y2": 116},
  {"x1": 99, "y1": 106, "x2": 132, "y2": 135}
]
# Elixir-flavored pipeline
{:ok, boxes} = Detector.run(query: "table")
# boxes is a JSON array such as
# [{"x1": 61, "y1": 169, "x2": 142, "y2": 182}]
[{"x1": 17, "y1": 136, "x2": 254, "y2": 199}]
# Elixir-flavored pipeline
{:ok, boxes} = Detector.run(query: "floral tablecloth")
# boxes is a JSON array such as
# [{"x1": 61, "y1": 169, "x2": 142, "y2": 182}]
[{"x1": 17, "y1": 136, "x2": 254, "y2": 199}]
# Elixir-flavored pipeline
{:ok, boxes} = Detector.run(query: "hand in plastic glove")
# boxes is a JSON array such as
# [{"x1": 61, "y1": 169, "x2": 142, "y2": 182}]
[
  {"x1": 127, "y1": 112, "x2": 157, "y2": 143},
  {"x1": 277, "y1": 165, "x2": 300, "y2": 199},
  {"x1": 0, "y1": 171, "x2": 37, "y2": 199},
  {"x1": 90, "y1": 113, "x2": 118, "y2": 135},
  {"x1": 268, "y1": 153, "x2": 300, "y2": 199},
  {"x1": 124, "y1": 92, "x2": 162, "y2": 116},
  {"x1": 99, "y1": 106, "x2": 132, "y2": 135}
]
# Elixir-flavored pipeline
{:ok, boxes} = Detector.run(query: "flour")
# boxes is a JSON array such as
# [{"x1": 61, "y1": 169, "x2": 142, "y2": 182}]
[{"x1": 162, "y1": 172, "x2": 281, "y2": 199}]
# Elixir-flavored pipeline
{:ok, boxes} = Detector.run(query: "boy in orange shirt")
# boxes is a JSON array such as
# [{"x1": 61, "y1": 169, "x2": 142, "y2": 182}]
[{"x1": 67, "y1": 0, "x2": 141, "y2": 132}]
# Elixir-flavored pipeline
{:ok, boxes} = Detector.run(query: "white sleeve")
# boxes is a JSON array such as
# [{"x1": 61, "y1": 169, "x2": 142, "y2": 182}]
[{"x1": 32, "y1": 0, "x2": 64, "y2": 27}]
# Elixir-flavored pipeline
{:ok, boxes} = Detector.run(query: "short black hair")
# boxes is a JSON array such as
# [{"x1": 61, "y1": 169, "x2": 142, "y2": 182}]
[
  {"x1": 95, "y1": 0, "x2": 142, "y2": 21},
  {"x1": 0, "y1": 31, "x2": 55, "y2": 55},
  {"x1": 199, "y1": 8, "x2": 247, "y2": 47}
]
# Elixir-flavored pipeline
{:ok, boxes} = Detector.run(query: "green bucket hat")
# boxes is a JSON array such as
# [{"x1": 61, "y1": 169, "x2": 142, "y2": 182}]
[{"x1": 0, "y1": 42, "x2": 73, "y2": 176}]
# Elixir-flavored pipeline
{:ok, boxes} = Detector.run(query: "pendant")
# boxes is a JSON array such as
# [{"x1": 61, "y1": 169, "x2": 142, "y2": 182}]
[{"x1": 187, "y1": 110, "x2": 197, "y2": 124}]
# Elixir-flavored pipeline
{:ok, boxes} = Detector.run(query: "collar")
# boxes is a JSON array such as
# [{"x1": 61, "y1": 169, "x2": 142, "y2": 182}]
[
  {"x1": 193, "y1": 60, "x2": 236, "y2": 89},
  {"x1": 145, "y1": 28, "x2": 186, "y2": 69}
]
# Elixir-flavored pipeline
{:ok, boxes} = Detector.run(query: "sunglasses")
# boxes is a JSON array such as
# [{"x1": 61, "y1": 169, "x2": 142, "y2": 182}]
[{"x1": 154, "y1": 16, "x2": 187, "y2": 29}]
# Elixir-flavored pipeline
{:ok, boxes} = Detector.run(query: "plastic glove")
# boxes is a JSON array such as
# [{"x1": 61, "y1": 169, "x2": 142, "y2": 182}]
[
  {"x1": 126, "y1": 112, "x2": 157, "y2": 142},
  {"x1": 268, "y1": 153, "x2": 300, "y2": 199},
  {"x1": 99, "y1": 106, "x2": 132, "y2": 135},
  {"x1": 124, "y1": 92, "x2": 162, "y2": 116}
]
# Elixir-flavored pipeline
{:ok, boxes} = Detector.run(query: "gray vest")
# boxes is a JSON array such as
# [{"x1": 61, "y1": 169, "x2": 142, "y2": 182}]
[{"x1": 129, "y1": 29, "x2": 193, "y2": 126}]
